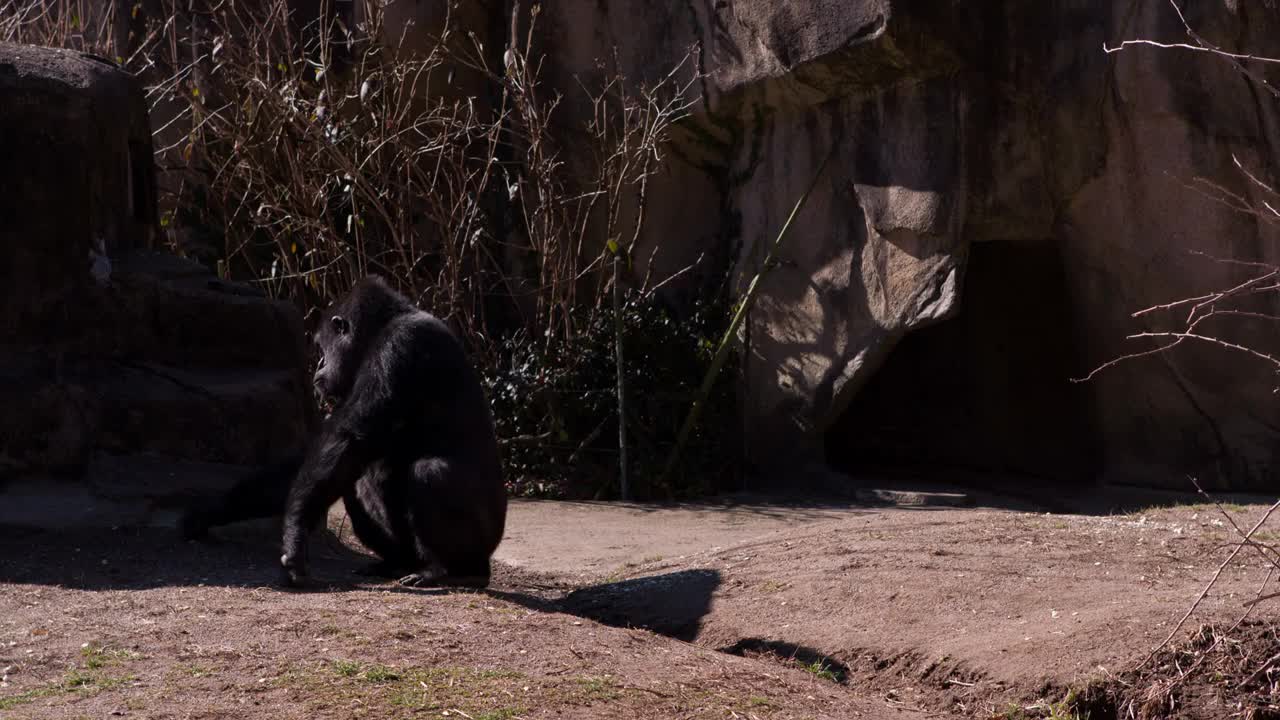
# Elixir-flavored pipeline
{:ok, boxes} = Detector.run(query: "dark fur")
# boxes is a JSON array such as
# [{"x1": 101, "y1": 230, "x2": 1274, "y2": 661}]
[{"x1": 181, "y1": 276, "x2": 506, "y2": 588}]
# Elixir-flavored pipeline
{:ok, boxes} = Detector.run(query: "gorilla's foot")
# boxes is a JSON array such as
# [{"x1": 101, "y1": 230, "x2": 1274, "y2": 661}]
[{"x1": 396, "y1": 570, "x2": 445, "y2": 588}]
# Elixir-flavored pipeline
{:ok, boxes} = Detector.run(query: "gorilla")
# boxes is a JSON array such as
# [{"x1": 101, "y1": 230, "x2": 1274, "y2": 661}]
[{"x1": 181, "y1": 276, "x2": 507, "y2": 588}]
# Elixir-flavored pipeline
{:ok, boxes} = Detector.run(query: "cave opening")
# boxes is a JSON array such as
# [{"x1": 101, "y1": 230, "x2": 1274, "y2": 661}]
[{"x1": 824, "y1": 239, "x2": 1101, "y2": 489}]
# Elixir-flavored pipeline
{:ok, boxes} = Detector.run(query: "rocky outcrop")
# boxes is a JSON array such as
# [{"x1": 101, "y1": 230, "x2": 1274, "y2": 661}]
[
  {"x1": 0, "y1": 43, "x2": 314, "y2": 526},
  {"x1": 529, "y1": 2, "x2": 1280, "y2": 491}
]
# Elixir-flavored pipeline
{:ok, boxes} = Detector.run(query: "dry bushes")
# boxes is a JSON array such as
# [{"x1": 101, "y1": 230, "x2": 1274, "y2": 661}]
[{"x1": 1, "y1": 0, "x2": 736, "y2": 497}]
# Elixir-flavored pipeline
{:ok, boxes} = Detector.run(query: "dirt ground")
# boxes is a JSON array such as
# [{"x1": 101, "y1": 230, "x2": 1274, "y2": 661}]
[{"x1": 2, "y1": 490, "x2": 1278, "y2": 719}]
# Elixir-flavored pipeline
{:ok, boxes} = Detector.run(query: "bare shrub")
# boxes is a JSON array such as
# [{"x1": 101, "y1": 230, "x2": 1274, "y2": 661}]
[
  {"x1": 1088, "y1": 0, "x2": 1280, "y2": 709},
  {"x1": 2, "y1": 0, "x2": 729, "y2": 497}
]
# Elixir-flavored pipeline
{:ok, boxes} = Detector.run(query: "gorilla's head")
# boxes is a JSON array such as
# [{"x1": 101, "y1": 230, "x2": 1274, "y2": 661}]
[
  {"x1": 312, "y1": 311, "x2": 355, "y2": 408},
  {"x1": 311, "y1": 275, "x2": 412, "y2": 410}
]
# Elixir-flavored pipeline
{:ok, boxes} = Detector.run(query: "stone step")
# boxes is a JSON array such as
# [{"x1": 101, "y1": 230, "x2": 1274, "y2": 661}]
[
  {"x1": 0, "y1": 358, "x2": 311, "y2": 474},
  {"x1": 853, "y1": 487, "x2": 973, "y2": 508},
  {"x1": 0, "y1": 453, "x2": 258, "y2": 530},
  {"x1": 94, "y1": 362, "x2": 311, "y2": 466},
  {"x1": 95, "y1": 251, "x2": 309, "y2": 372},
  {"x1": 88, "y1": 452, "x2": 253, "y2": 507}
]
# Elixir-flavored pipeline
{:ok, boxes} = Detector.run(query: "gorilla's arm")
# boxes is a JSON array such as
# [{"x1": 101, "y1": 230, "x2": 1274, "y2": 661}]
[
  {"x1": 278, "y1": 428, "x2": 370, "y2": 584},
  {"x1": 278, "y1": 327, "x2": 428, "y2": 585}
]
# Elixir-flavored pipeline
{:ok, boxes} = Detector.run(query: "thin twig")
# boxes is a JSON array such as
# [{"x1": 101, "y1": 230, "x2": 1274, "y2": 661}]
[{"x1": 1135, "y1": 497, "x2": 1280, "y2": 670}]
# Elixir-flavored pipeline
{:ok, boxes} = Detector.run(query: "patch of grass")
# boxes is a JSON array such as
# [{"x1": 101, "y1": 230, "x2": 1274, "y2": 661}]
[
  {"x1": 996, "y1": 695, "x2": 1089, "y2": 720},
  {"x1": 305, "y1": 661, "x2": 533, "y2": 716},
  {"x1": 1143, "y1": 501, "x2": 1252, "y2": 517},
  {"x1": 1250, "y1": 529, "x2": 1280, "y2": 544},
  {"x1": 574, "y1": 675, "x2": 620, "y2": 700},
  {"x1": 0, "y1": 685, "x2": 61, "y2": 711},
  {"x1": 601, "y1": 565, "x2": 629, "y2": 584},
  {"x1": 327, "y1": 659, "x2": 404, "y2": 683},
  {"x1": 361, "y1": 664, "x2": 402, "y2": 683},
  {"x1": 1041, "y1": 698, "x2": 1086, "y2": 720},
  {"x1": 799, "y1": 659, "x2": 840, "y2": 683},
  {"x1": 332, "y1": 659, "x2": 362, "y2": 677},
  {"x1": 747, "y1": 696, "x2": 774, "y2": 708},
  {"x1": 80, "y1": 643, "x2": 139, "y2": 670},
  {"x1": 996, "y1": 702, "x2": 1029, "y2": 720},
  {"x1": 181, "y1": 663, "x2": 215, "y2": 678},
  {"x1": 0, "y1": 666, "x2": 135, "y2": 711}
]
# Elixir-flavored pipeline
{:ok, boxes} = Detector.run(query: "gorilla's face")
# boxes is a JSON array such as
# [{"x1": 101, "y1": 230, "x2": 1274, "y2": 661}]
[{"x1": 313, "y1": 313, "x2": 355, "y2": 409}]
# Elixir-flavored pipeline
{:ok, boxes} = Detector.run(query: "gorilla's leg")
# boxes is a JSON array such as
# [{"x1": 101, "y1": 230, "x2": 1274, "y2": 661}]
[
  {"x1": 342, "y1": 463, "x2": 419, "y2": 578},
  {"x1": 179, "y1": 453, "x2": 302, "y2": 540},
  {"x1": 395, "y1": 458, "x2": 492, "y2": 589}
]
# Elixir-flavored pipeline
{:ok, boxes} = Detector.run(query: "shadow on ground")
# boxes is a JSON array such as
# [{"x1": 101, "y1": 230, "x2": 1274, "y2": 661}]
[
  {"x1": 0, "y1": 521, "x2": 725, "y2": 645},
  {"x1": 721, "y1": 638, "x2": 851, "y2": 683}
]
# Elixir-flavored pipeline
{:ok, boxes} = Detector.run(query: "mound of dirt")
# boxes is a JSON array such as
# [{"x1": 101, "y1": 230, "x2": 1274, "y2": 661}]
[{"x1": 574, "y1": 504, "x2": 1279, "y2": 717}]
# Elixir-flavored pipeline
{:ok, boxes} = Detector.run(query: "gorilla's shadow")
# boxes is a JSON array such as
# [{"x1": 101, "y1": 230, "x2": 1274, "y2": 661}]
[
  {"x1": 484, "y1": 569, "x2": 723, "y2": 643},
  {"x1": 0, "y1": 523, "x2": 723, "y2": 644}
]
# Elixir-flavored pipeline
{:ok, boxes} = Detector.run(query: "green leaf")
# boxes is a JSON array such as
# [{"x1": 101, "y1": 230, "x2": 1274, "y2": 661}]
[{"x1": 606, "y1": 239, "x2": 619, "y2": 255}]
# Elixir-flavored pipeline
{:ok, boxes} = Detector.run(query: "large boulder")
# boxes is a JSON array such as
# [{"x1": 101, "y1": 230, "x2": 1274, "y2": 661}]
[
  {"x1": 0, "y1": 42, "x2": 156, "y2": 344},
  {"x1": 0, "y1": 43, "x2": 314, "y2": 526}
]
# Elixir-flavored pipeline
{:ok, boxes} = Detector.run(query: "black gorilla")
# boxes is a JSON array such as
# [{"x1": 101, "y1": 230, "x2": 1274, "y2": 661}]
[{"x1": 181, "y1": 276, "x2": 507, "y2": 588}]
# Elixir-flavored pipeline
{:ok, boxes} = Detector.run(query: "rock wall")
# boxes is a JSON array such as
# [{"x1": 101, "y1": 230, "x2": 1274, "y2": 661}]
[
  {"x1": 528, "y1": 1, "x2": 1280, "y2": 491},
  {"x1": 32, "y1": 0, "x2": 1280, "y2": 492}
]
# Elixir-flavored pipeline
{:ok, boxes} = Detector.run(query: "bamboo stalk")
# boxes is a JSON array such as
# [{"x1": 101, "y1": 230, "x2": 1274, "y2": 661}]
[{"x1": 658, "y1": 148, "x2": 834, "y2": 487}]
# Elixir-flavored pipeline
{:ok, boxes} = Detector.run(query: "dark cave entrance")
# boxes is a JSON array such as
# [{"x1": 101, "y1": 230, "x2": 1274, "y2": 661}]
[{"x1": 824, "y1": 240, "x2": 1101, "y2": 488}]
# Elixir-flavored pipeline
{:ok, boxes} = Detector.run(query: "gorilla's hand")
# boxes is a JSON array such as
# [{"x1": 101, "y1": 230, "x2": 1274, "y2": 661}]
[{"x1": 280, "y1": 550, "x2": 310, "y2": 588}]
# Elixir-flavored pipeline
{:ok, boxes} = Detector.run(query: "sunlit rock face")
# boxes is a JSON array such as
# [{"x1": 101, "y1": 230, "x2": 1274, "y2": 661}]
[{"x1": 516, "y1": 1, "x2": 1280, "y2": 490}]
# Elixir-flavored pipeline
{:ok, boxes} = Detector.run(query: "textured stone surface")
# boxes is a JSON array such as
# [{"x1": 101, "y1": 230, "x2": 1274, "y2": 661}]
[
  {"x1": 524, "y1": 1, "x2": 1280, "y2": 490},
  {"x1": 0, "y1": 41, "x2": 157, "y2": 345},
  {"x1": 0, "y1": 44, "x2": 313, "y2": 510}
]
